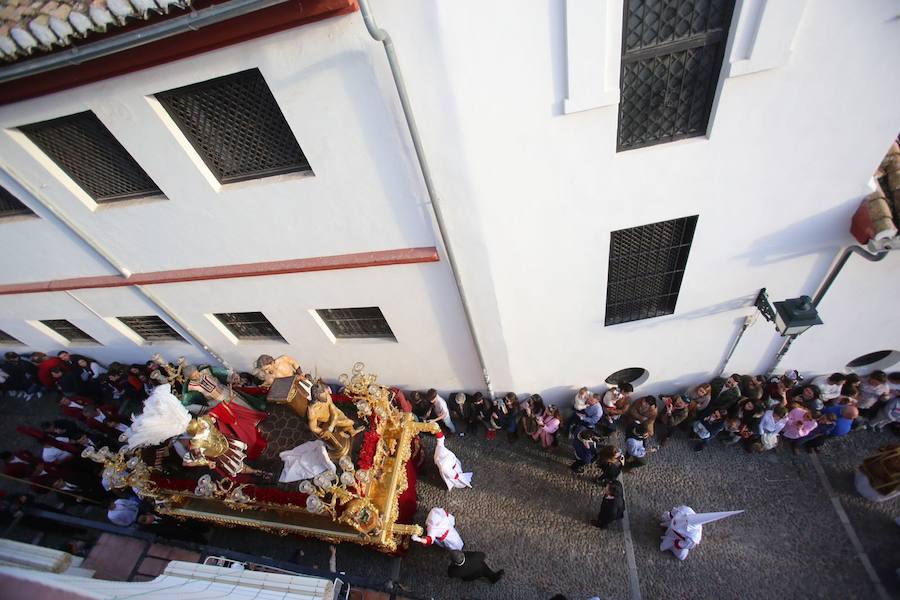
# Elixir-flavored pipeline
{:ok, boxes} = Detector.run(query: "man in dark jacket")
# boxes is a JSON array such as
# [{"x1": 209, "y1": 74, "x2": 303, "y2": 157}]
[
  {"x1": 591, "y1": 479, "x2": 625, "y2": 529},
  {"x1": 447, "y1": 550, "x2": 504, "y2": 583}
]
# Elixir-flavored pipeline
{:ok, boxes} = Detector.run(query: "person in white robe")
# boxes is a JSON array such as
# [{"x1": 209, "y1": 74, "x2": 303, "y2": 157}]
[
  {"x1": 411, "y1": 507, "x2": 464, "y2": 550},
  {"x1": 433, "y1": 432, "x2": 472, "y2": 490},
  {"x1": 107, "y1": 497, "x2": 141, "y2": 527},
  {"x1": 660, "y1": 506, "x2": 743, "y2": 560}
]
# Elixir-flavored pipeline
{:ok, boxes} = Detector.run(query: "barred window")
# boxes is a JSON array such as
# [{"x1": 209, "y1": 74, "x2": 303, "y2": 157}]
[
  {"x1": 157, "y1": 69, "x2": 312, "y2": 184},
  {"x1": 617, "y1": 0, "x2": 735, "y2": 151},
  {"x1": 118, "y1": 316, "x2": 185, "y2": 342},
  {"x1": 605, "y1": 215, "x2": 698, "y2": 325},
  {"x1": 20, "y1": 112, "x2": 161, "y2": 202},
  {"x1": 40, "y1": 319, "x2": 100, "y2": 344},
  {"x1": 0, "y1": 186, "x2": 34, "y2": 218},
  {"x1": 213, "y1": 312, "x2": 286, "y2": 342},
  {"x1": 0, "y1": 328, "x2": 24, "y2": 345},
  {"x1": 316, "y1": 307, "x2": 395, "y2": 340}
]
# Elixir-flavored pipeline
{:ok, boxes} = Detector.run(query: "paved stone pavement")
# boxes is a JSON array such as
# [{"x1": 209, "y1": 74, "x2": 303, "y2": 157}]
[{"x1": 2, "y1": 391, "x2": 898, "y2": 600}]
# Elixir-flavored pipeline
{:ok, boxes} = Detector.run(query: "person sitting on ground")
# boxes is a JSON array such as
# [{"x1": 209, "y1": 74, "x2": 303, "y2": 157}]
[
  {"x1": 570, "y1": 426, "x2": 602, "y2": 473},
  {"x1": 756, "y1": 405, "x2": 789, "y2": 452},
  {"x1": 519, "y1": 395, "x2": 542, "y2": 439},
  {"x1": 494, "y1": 393, "x2": 520, "y2": 442},
  {"x1": 858, "y1": 371, "x2": 890, "y2": 419},
  {"x1": 469, "y1": 393, "x2": 494, "y2": 437},
  {"x1": 868, "y1": 375, "x2": 900, "y2": 432},
  {"x1": 600, "y1": 384, "x2": 631, "y2": 432},
  {"x1": 566, "y1": 387, "x2": 592, "y2": 438},
  {"x1": 596, "y1": 445, "x2": 625, "y2": 482},
  {"x1": 624, "y1": 423, "x2": 654, "y2": 469},
  {"x1": 447, "y1": 549, "x2": 504, "y2": 584},
  {"x1": 580, "y1": 392, "x2": 604, "y2": 431},
  {"x1": 692, "y1": 409, "x2": 726, "y2": 452},
  {"x1": 657, "y1": 394, "x2": 690, "y2": 446},
  {"x1": 449, "y1": 393, "x2": 472, "y2": 437},
  {"x1": 425, "y1": 389, "x2": 456, "y2": 435},
  {"x1": 688, "y1": 383, "x2": 712, "y2": 418},
  {"x1": 591, "y1": 479, "x2": 625, "y2": 530},
  {"x1": 532, "y1": 405, "x2": 561, "y2": 450},
  {"x1": 626, "y1": 395, "x2": 659, "y2": 438}
]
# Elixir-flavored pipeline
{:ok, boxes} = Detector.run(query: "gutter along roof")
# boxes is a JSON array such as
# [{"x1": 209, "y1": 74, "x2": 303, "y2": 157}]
[
  {"x1": 0, "y1": 0, "x2": 358, "y2": 104},
  {"x1": 0, "y1": 0, "x2": 194, "y2": 61}
]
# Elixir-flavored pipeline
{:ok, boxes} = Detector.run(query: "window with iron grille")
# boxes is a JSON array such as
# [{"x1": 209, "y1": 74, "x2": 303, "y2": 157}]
[
  {"x1": 617, "y1": 0, "x2": 735, "y2": 151},
  {"x1": 156, "y1": 69, "x2": 312, "y2": 184},
  {"x1": 20, "y1": 112, "x2": 162, "y2": 202},
  {"x1": 0, "y1": 328, "x2": 24, "y2": 345},
  {"x1": 316, "y1": 307, "x2": 395, "y2": 340},
  {"x1": 40, "y1": 319, "x2": 100, "y2": 344},
  {"x1": 605, "y1": 215, "x2": 698, "y2": 325},
  {"x1": 118, "y1": 316, "x2": 185, "y2": 342},
  {"x1": 0, "y1": 186, "x2": 34, "y2": 218},
  {"x1": 213, "y1": 312, "x2": 286, "y2": 342}
]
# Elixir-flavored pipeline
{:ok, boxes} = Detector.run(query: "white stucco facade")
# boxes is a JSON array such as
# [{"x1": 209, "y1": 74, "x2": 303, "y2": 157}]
[{"x1": 0, "y1": 0, "x2": 898, "y2": 401}]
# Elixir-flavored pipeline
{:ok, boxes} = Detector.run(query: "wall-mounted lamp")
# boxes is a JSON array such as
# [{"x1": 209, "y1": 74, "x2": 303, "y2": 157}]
[{"x1": 755, "y1": 288, "x2": 823, "y2": 337}]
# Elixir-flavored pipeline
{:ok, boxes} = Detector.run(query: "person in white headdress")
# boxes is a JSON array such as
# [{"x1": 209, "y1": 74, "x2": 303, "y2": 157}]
[
  {"x1": 433, "y1": 431, "x2": 473, "y2": 490},
  {"x1": 411, "y1": 507, "x2": 464, "y2": 550},
  {"x1": 659, "y1": 505, "x2": 743, "y2": 560}
]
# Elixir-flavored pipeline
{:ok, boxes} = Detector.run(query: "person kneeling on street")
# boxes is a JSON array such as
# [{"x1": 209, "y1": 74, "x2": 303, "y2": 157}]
[{"x1": 591, "y1": 479, "x2": 625, "y2": 529}]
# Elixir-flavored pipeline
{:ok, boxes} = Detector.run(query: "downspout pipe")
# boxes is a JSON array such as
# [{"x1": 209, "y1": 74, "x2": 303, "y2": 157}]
[
  {"x1": 768, "y1": 245, "x2": 889, "y2": 374},
  {"x1": 0, "y1": 0, "x2": 291, "y2": 84},
  {"x1": 0, "y1": 167, "x2": 228, "y2": 368},
  {"x1": 356, "y1": 0, "x2": 495, "y2": 399}
]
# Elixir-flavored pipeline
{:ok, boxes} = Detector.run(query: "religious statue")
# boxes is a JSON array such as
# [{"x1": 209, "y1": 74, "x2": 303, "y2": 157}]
[
  {"x1": 183, "y1": 414, "x2": 270, "y2": 480},
  {"x1": 307, "y1": 381, "x2": 364, "y2": 459},
  {"x1": 182, "y1": 364, "x2": 267, "y2": 412},
  {"x1": 252, "y1": 354, "x2": 303, "y2": 388}
]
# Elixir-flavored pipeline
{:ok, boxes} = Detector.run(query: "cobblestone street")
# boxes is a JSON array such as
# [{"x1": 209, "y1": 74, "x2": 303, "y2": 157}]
[{"x1": 1, "y1": 392, "x2": 898, "y2": 600}]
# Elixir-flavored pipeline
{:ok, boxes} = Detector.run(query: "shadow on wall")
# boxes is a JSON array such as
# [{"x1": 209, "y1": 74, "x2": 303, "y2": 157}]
[
  {"x1": 734, "y1": 198, "x2": 863, "y2": 296},
  {"x1": 600, "y1": 292, "x2": 757, "y2": 332},
  {"x1": 548, "y1": 0, "x2": 568, "y2": 116}
]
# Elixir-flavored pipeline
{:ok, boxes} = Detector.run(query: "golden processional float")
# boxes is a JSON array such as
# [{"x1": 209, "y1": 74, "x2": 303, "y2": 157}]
[{"x1": 84, "y1": 360, "x2": 439, "y2": 553}]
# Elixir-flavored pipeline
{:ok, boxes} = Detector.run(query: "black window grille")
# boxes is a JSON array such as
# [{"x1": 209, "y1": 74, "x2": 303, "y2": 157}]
[
  {"x1": 617, "y1": 0, "x2": 735, "y2": 151},
  {"x1": 40, "y1": 319, "x2": 100, "y2": 344},
  {"x1": 118, "y1": 316, "x2": 185, "y2": 342},
  {"x1": 213, "y1": 312, "x2": 286, "y2": 342},
  {"x1": 0, "y1": 328, "x2": 24, "y2": 345},
  {"x1": 0, "y1": 186, "x2": 33, "y2": 218},
  {"x1": 605, "y1": 215, "x2": 698, "y2": 325},
  {"x1": 316, "y1": 307, "x2": 395, "y2": 340},
  {"x1": 20, "y1": 112, "x2": 162, "y2": 202},
  {"x1": 157, "y1": 69, "x2": 312, "y2": 184}
]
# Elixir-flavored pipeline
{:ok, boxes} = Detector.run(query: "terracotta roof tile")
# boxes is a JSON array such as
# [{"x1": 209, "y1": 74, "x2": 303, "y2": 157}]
[{"x1": 0, "y1": 0, "x2": 193, "y2": 60}]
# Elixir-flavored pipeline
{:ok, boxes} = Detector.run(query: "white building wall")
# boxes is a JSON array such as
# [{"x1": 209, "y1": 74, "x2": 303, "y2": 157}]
[
  {"x1": 373, "y1": 0, "x2": 900, "y2": 397},
  {"x1": 1, "y1": 1, "x2": 899, "y2": 399}
]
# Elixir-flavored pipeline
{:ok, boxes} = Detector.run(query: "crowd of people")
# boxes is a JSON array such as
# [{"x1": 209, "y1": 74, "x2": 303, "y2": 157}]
[{"x1": 1, "y1": 348, "x2": 898, "y2": 591}]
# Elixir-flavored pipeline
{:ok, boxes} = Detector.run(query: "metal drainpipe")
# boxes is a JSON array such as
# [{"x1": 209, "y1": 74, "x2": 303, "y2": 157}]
[
  {"x1": 767, "y1": 245, "x2": 889, "y2": 374},
  {"x1": 716, "y1": 312, "x2": 756, "y2": 377},
  {"x1": 356, "y1": 0, "x2": 495, "y2": 399},
  {"x1": 0, "y1": 168, "x2": 228, "y2": 368}
]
